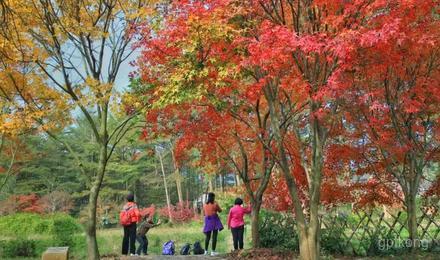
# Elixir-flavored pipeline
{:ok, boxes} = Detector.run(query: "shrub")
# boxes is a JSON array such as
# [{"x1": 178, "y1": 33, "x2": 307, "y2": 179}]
[
  {"x1": 158, "y1": 201, "x2": 195, "y2": 223},
  {"x1": 215, "y1": 192, "x2": 238, "y2": 212},
  {"x1": 140, "y1": 205, "x2": 156, "y2": 218},
  {"x1": 320, "y1": 224, "x2": 348, "y2": 255},
  {"x1": 0, "y1": 213, "x2": 48, "y2": 237},
  {"x1": 0, "y1": 194, "x2": 43, "y2": 215},
  {"x1": 365, "y1": 227, "x2": 400, "y2": 256},
  {"x1": 259, "y1": 210, "x2": 299, "y2": 251},
  {"x1": 0, "y1": 238, "x2": 37, "y2": 258},
  {"x1": 0, "y1": 213, "x2": 81, "y2": 237},
  {"x1": 51, "y1": 215, "x2": 81, "y2": 246}
]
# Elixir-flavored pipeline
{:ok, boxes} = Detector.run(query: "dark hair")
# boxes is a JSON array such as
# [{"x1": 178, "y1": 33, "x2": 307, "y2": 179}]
[
  {"x1": 234, "y1": 198, "x2": 243, "y2": 205},
  {"x1": 206, "y1": 192, "x2": 215, "y2": 204},
  {"x1": 126, "y1": 193, "x2": 134, "y2": 202}
]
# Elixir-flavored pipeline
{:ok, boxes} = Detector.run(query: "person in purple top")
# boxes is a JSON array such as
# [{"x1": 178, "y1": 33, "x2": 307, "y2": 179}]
[{"x1": 202, "y1": 192, "x2": 223, "y2": 256}]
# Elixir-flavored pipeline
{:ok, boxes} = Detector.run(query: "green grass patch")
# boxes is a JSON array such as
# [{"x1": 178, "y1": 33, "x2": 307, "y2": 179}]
[
  {"x1": 1, "y1": 217, "x2": 252, "y2": 258},
  {"x1": 98, "y1": 220, "x2": 252, "y2": 256},
  {"x1": 0, "y1": 213, "x2": 82, "y2": 237},
  {"x1": 0, "y1": 213, "x2": 84, "y2": 259}
]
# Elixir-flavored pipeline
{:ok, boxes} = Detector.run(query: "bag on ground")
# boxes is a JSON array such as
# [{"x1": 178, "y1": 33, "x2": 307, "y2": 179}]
[
  {"x1": 180, "y1": 243, "x2": 191, "y2": 255},
  {"x1": 162, "y1": 240, "x2": 175, "y2": 255},
  {"x1": 193, "y1": 240, "x2": 204, "y2": 255}
]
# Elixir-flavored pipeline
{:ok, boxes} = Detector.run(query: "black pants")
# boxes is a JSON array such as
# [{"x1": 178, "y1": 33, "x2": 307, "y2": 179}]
[
  {"x1": 122, "y1": 223, "x2": 137, "y2": 255},
  {"x1": 136, "y1": 235, "x2": 148, "y2": 255},
  {"x1": 231, "y1": 225, "x2": 244, "y2": 250},
  {"x1": 205, "y1": 229, "x2": 218, "y2": 251}
]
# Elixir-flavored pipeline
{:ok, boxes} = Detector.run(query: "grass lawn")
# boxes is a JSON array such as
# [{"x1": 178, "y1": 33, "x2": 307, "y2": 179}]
[
  {"x1": 4, "y1": 219, "x2": 252, "y2": 259},
  {"x1": 0, "y1": 212, "x2": 252, "y2": 259},
  {"x1": 96, "y1": 220, "x2": 253, "y2": 257}
]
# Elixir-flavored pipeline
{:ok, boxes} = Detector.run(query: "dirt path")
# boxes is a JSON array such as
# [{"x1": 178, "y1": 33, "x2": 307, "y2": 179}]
[{"x1": 116, "y1": 256, "x2": 227, "y2": 260}]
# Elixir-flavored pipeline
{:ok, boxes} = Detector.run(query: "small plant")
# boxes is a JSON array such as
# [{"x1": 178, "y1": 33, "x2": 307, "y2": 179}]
[
  {"x1": 259, "y1": 210, "x2": 299, "y2": 251},
  {"x1": 320, "y1": 225, "x2": 347, "y2": 255},
  {"x1": 366, "y1": 228, "x2": 401, "y2": 256},
  {"x1": 51, "y1": 216, "x2": 81, "y2": 247},
  {"x1": 0, "y1": 238, "x2": 37, "y2": 257}
]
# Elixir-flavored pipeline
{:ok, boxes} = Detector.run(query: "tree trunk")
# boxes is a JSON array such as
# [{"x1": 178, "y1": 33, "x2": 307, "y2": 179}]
[
  {"x1": 158, "y1": 152, "x2": 173, "y2": 222},
  {"x1": 403, "y1": 156, "x2": 422, "y2": 252},
  {"x1": 86, "y1": 186, "x2": 100, "y2": 260},
  {"x1": 219, "y1": 173, "x2": 224, "y2": 192},
  {"x1": 251, "y1": 201, "x2": 262, "y2": 248},
  {"x1": 208, "y1": 178, "x2": 213, "y2": 192},
  {"x1": 169, "y1": 144, "x2": 183, "y2": 203},
  {"x1": 304, "y1": 116, "x2": 324, "y2": 260},
  {"x1": 298, "y1": 226, "x2": 319, "y2": 260},
  {"x1": 175, "y1": 173, "x2": 183, "y2": 204},
  {"x1": 263, "y1": 85, "x2": 322, "y2": 260},
  {"x1": 235, "y1": 175, "x2": 241, "y2": 186},
  {"x1": 0, "y1": 140, "x2": 18, "y2": 193},
  {"x1": 86, "y1": 141, "x2": 107, "y2": 260},
  {"x1": 406, "y1": 193, "x2": 418, "y2": 250},
  {"x1": 215, "y1": 147, "x2": 224, "y2": 192}
]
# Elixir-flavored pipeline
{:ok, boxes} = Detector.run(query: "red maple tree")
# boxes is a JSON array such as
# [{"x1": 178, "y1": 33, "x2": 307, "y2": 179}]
[{"x1": 135, "y1": 0, "x2": 439, "y2": 257}]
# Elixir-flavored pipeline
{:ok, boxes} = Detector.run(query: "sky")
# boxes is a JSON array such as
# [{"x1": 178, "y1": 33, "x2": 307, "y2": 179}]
[{"x1": 48, "y1": 41, "x2": 141, "y2": 118}]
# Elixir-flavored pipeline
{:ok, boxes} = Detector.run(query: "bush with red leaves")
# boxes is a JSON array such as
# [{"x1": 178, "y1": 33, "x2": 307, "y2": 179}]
[
  {"x1": 139, "y1": 204, "x2": 156, "y2": 218},
  {"x1": 0, "y1": 193, "x2": 43, "y2": 215},
  {"x1": 158, "y1": 201, "x2": 195, "y2": 223}
]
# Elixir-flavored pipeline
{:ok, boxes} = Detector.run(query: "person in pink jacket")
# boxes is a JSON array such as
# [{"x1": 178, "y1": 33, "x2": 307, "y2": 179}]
[{"x1": 227, "y1": 198, "x2": 252, "y2": 250}]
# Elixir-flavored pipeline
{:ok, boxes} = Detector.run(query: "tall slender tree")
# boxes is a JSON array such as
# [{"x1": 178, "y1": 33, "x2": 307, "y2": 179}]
[
  {"x1": 0, "y1": 1, "x2": 161, "y2": 258},
  {"x1": 341, "y1": 1, "x2": 440, "y2": 246}
]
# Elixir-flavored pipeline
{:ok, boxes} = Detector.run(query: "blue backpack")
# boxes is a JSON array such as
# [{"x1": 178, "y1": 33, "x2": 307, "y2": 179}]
[{"x1": 162, "y1": 240, "x2": 175, "y2": 255}]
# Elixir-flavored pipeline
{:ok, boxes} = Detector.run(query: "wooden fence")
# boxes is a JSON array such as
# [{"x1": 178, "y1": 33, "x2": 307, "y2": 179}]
[
  {"x1": 319, "y1": 205, "x2": 440, "y2": 255},
  {"x1": 259, "y1": 204, "x2": 440, "y2": 256}
]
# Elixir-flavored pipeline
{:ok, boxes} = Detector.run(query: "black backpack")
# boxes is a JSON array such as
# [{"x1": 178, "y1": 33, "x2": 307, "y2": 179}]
[
  {"x1": 180, "y1": 243, "x2": 191, "y2": 255},
  {"x1": 193, "y1": 241, "x2": 204, "y2": 255}
]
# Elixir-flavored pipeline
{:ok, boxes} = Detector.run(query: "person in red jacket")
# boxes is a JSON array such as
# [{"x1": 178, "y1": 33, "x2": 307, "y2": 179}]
[
  {"x1": 121, "y1": 193, "x2": 141, "y2": 256},
  {"x1": 227, "y1": 198, "x2": 251, "y2": 250}
]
